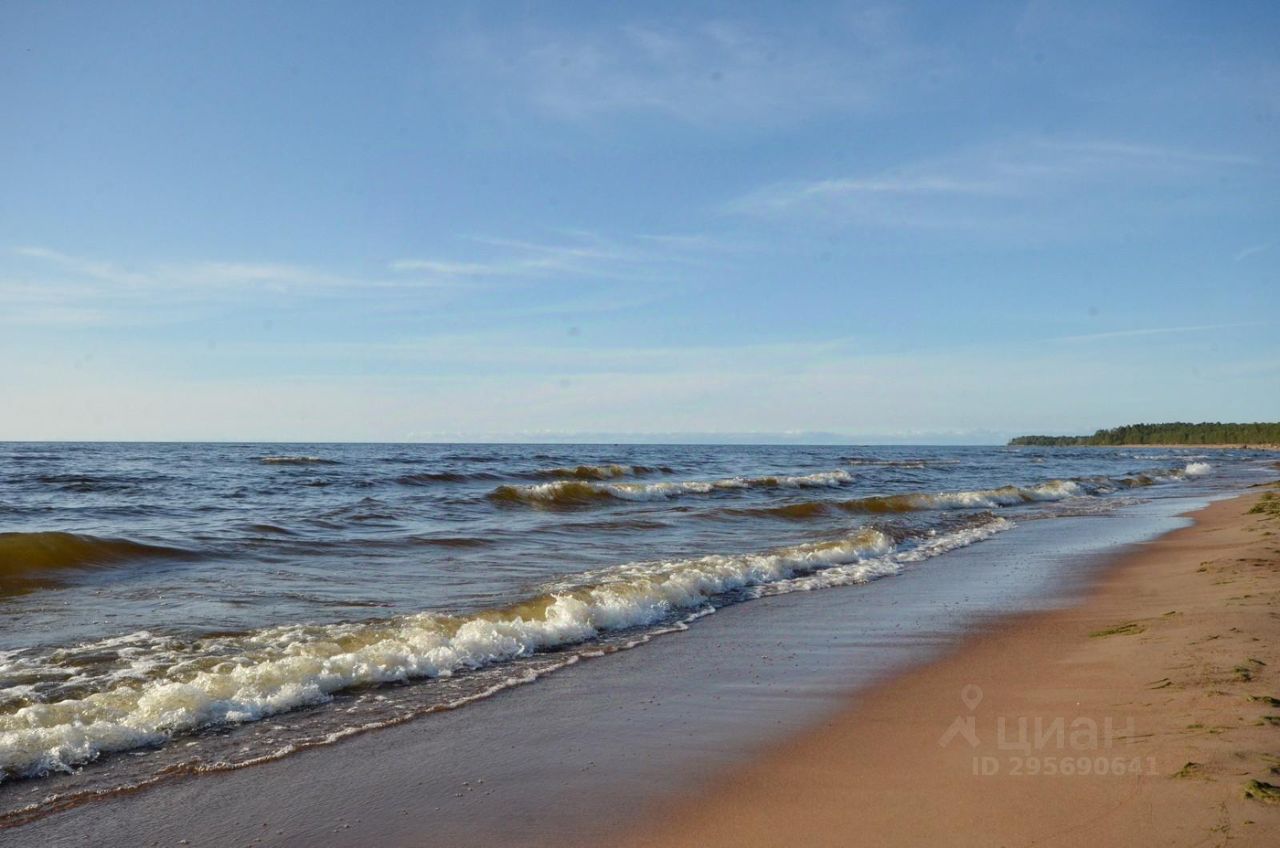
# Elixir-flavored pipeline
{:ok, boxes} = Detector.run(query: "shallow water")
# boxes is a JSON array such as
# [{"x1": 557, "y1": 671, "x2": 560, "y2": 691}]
[{"x1": 0, "y1": 442, "x2": 1269, "y2": 825}]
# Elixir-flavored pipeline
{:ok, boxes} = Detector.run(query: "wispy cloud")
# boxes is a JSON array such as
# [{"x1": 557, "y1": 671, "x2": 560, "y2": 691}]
[
  {"x1": 2, "y1": 227, "x2": 731, "y2": 328},
  {"x1": 439, "y1": 12, "x2": 943, "y2": 126},
  {"x1": 11, "y1": 246, "x2": 375, "y2": 292},
  {"x1": 12, "y1": 246, "x2": 154, "y2": 286},
  {"x1": 1234, "y1": 241, "x2": 1274, "y2": 262},
  {"x1": 1053, "y1": 321, "x2": 1272, "y2": 343},
  {"x1": 0, "y1": 246, "x2": 467, "y2": 328},
  {"x1": 755, "y1": 175, "x2": 1010, "y2": 210},
  {"x1": 390, "y1": 230, "x2": 732, "y2": 285},
  {"x1": 389, "y1": 238, "x2": 625, "y2": 278},
  {"x1": 728, "y1": 136, "x2": 1257, "y2": 232}
]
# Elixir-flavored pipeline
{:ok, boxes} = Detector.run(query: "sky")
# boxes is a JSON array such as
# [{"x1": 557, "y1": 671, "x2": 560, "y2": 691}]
[{"x1": 1, "y1": 1, "x2": 1277, "y2": 443}]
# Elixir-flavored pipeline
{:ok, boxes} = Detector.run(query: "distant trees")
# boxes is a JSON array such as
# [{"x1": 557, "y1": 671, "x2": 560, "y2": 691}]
[{"x1": 1009, "y1": 422, "x2": 1280, "y2": 446}]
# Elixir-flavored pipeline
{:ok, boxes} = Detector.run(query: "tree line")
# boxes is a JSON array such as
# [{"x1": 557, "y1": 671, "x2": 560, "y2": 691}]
[{"x1": 1009, "y1": 422, "x2": 1280, "y2": 446}]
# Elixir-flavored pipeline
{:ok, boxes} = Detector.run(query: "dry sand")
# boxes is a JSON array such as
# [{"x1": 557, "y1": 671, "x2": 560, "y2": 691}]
[{"x1": 625, "y1": 488, "x2": 1280, "y2": 847}]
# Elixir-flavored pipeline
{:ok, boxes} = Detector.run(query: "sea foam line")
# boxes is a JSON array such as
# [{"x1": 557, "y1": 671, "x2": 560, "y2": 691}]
[
  {"x1": 731, "y1": 463, "x2": 1212, "y2": 519},
  {"x1": 489, "y1": 469, "x2": 856, "y2": 507}
]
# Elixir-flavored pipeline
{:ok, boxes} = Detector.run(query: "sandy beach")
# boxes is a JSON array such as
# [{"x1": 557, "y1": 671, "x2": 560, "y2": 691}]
[{"x1": 625, "y1": 486, "x2": 1280, "y2": 847}]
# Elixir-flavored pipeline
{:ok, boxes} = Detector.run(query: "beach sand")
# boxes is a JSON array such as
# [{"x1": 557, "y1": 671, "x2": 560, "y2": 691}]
[{"x1": 624, "y1": 488, "x2": 1280, "y2": 847}]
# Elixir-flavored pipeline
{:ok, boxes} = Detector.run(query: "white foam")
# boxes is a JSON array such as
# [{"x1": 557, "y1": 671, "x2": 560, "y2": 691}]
[
  {"x1": 777, "y1": 518, "x2": 1013, "y2": 593},
  {"x1": 499, "y1": 470, "x2": 855, "y2": 504},
  {"x1": 0, "y1": 519, "x2": 1010, "y2": 781},
  {"x1": 1183, "y1": 461, "x2": 1212, "y2": 477},
  {"x1": 879, "y1": 480, "x2": 1087, "y2": 511}
]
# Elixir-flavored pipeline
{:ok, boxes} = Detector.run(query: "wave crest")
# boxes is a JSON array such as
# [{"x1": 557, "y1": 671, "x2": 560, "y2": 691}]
[
  {"x1": 0, "y1": 519, "x2": 1012, "y2": 780},
  {"x1": 0, "y1": 532, "x2": 192, "y2": 574},
  {"x1": 489, "y1": 470, "x2": 855, "y2": 507},
  {"x1": 0, "y1": 532, "x2": 195, "y2": 597},
  {"x1": 730, "y1": 463, "x2": 1211, "y2": 521},
  {"x1": 733, "y1": 479, "x2": 1112, "y2": 520}
]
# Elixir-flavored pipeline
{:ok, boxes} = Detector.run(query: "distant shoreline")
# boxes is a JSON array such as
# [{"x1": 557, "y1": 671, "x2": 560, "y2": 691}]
[
  {"x1": 1013, "y1": 443, "x2": 1280, "y2": 451},
  {"x1": 1008, "y1": 422, "x2": 1280, "y2": 448}
]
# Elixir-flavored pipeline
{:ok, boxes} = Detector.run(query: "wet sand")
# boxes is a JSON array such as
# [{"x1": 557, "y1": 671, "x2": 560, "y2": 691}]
[{"x1": 626, "y1": 489, "x2": 1280, "y2": 847}]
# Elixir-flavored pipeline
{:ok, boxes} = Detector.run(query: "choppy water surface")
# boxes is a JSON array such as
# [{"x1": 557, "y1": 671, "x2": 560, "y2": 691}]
[{"x1": 0, "y1": 442, "x2": 1270, "y2": 824}]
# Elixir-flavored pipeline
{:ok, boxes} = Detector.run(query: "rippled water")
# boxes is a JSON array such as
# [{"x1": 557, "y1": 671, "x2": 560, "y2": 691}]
[{"x1": 0, "y1": 442, "x2": 1269, "y2": 824}]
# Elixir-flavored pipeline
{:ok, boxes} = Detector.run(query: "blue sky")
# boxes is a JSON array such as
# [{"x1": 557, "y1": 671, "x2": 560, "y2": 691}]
[{"x1": 1, "y1": 1, "x2": 1277, "y2": 442}]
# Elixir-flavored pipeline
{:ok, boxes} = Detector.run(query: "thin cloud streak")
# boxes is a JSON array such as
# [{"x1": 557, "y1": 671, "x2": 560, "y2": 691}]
[
  {"x1": 2, "y1": 227, "x2": 733, "y2": 329},
  {"x1": 0, "y1": 246, "x2": 471, "y2": 328},
  {"x1": 1234, "y1": 241, "x2": 1274, "y2": 262},
  {"x1": 11, "y1": 246, "x2": 386, "y2": 292},
  {"x1": 1052, "y1": 322, "x2": 1272, "y2": 343},
  {"x1": 729, "y1": 136, "x2": 1257, "y2": 223},
  {"x1": 391, "y1": 230, "x2": 734, "y2": 284}
]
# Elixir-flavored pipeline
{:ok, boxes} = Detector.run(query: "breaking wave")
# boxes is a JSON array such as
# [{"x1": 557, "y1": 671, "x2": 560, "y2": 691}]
[
  {"x1": 489, "y1": 470, "x2": 856, "y2": 507},
  {"x1": 730, "y1": 465, "x2": 1210, "y2": 520},
  {"x1": 0, "y1": 518, "x2": 1008, "y2": 781}
]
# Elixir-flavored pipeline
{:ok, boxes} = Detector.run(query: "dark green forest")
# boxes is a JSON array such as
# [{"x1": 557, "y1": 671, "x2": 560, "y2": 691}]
[{"x1": 1009, "y1": 422, "x2": 1280, "y2": 447}]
